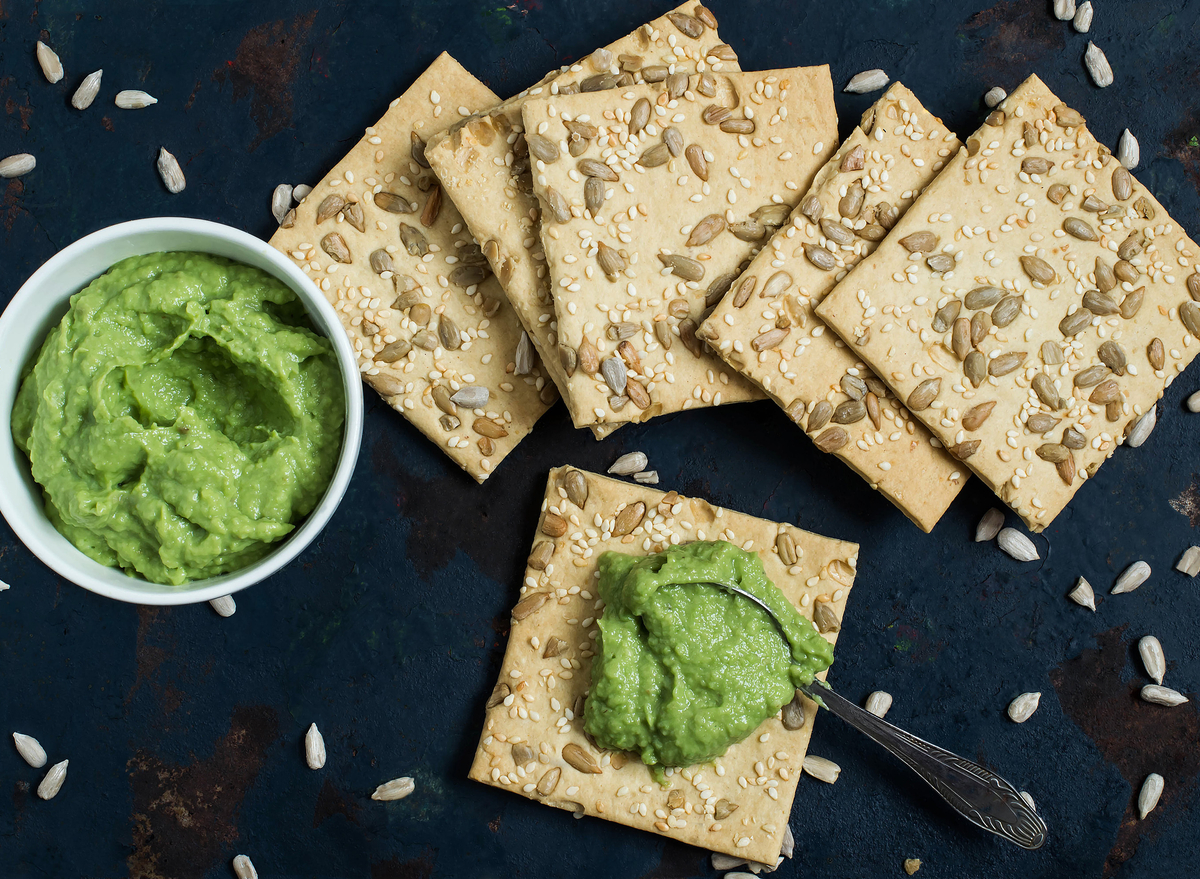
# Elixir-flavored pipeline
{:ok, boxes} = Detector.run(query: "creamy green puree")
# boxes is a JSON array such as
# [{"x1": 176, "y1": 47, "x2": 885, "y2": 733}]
[
  {"x1": 12, "y1": 252, "x2": 344, "y2": 586},
  {"x1": 585, "y1": 540, "x2": 833, "y2": 771}
]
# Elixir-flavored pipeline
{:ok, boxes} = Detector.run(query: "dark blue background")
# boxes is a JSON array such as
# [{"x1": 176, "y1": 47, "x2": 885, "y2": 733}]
[{"x1": 2, "y1": 1, "x2": 1199, "y2": 876}]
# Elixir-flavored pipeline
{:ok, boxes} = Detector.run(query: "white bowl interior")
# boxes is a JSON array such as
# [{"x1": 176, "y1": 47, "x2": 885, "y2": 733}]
[{"x1": 0, "y1": 218, "x2": 363, "y2": 605}]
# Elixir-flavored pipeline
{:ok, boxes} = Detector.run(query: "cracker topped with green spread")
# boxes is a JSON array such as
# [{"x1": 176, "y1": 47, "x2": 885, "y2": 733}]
[
  {"x1": 470, "y1": 466, "x2": 857, "y2": 864},
  {"x1": 270, "y1": 53, "x2": 554, "y2": 483},
  {"x1": 522, "y1": 66, "x2": 837, "y2": 427},
  {"x1": 698, "y1": 83, "x2": 966, "y2": 532},
  {"x1": 817, "y1": 74, "x2": 1200, "y2": 531}
]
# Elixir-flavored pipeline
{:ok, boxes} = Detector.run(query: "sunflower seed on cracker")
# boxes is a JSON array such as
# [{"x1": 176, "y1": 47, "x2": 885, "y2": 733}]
[
  {"x1": 450, "y1": 386, "x2": 489, "y2": 409},
  {"x1": 232, "y1": 855, "x2": 259, "y2": 879},
  {"x1": 0, "y1": 154, "x2": 35, "y2": 178},
  {"x1": 1007, "y1": 692, "x2": 1041, "y2": 723},
  {"x1": 1084, "y1": 41, "x2": 1113, "y2": 88},
  {"x1": 35, "y1": 41, "x2": 63, "y2": 83},
  {"x1": 608, "y1": 452, "x2": 648, "y2": 475},
  {"x1": 372, "y1": 776, "x2": 416, "y2": 801},
  {"x1": 114, "y1": 89, "x2": 157, "y2": 109},
  {"x1": 865, "y1": 691, "x2": 893, "y2": 718},
  {"x1": 156, "y1": 147, "x2": 185, "y2": 193},
  {"x1": 13, "y1": 732, "x2": 47, "y2": 768},
  {"x1": 1073, "y1": 1, "x2": 1093, "y2": 32},
  {"x1": 975, "y1": 508, "x2": 1004, "y2": 542},
  {"x1": 802, "y1": 755, "x2": 841, "y2": 783},
  {"x1": 1141, "y1": 685, "x2": 1187, "y2": 707},
  {"x1": 72, "y1": 69, "x2": 102, "y2": 109},
  {"x1": 1176, "y1": 546, "x2": 1200, "y2": 577},
  {"x1": 1117, "y1": 128, "x2": 1140, "y2": 170},
  {"x1": 1068, "y1": 577, "x2": 1096, "y2": 610},
  {"x1": 1138, "y1": 636, "x2": 1166, "y2": 685},
  {"x1": 1138, "y1": 773, "x2": 1164, "y2": 819},
  {"x1": 998, "y1": 528, "x2": 1039, "y2": 562},
  {"x1": 37, "y1": 759, "x2": 68, "y2": 799},
  {"x1": 305, "y1": 723, "x2": 326, "y2": 769},
  {"x1": 844, "y1": 69, "x2": 888, "y2": 94},
  {"x1": 1112, "y1": 561, "x2": 1150, "y2": 594}
]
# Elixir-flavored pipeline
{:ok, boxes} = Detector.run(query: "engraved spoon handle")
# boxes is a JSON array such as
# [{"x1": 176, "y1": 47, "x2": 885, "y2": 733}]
[{"x1": 799, "y1": 680, "x2": 1048, "y2": 850}]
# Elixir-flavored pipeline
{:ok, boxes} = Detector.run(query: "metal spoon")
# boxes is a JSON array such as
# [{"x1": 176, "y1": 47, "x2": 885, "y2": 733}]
[{"x1": 677, "y1": 580, "x2": 1048, "y2": 850}]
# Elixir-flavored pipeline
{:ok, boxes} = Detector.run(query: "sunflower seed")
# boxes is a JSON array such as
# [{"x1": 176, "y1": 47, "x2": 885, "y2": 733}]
[
  {"x1": 960, "y1": 400, "x2": 996, "y2": 432},
  {"x1": 302, "y1": 722, "x2": 327, "y2": 769},
  {"x1": 932, "y1": 300, "x2": 961, "y2": 333},
  {"x1": 0, "y1": 153, "x2": 36, "y2": 178},
  {"x1": 1112, "y1": 164, "x2": 1133, "y2": 202},
  {"x1": 156, "y1": 147, "x2": 185, "y2": 193},
  {"x1": 525, "y1": 133, "x2": 559, "y2": 164},
  {"x1": 1021, "y1": 156, "x2": 1054, "y2": 176},
  {"x1": 1137, "y1": 636, "x2": 1166, "y2": 685},
  {"x1": 201, "y1": 594, "x2": 236, "y2": 619},
  {"x1": 863, "y1": 691, "x2": 893, "y2": 718},
  {"x1": 376, "y1": 339, "x2": 411, "y2": 363},
  {"x1": 321, "y1": 232, "x2": 351, "y2": 264},
  {"x1": 681, "y1": 143, "x2": 710, "y2": 182},
  {"x1": 974, "y1": 507, "x2": 1005, "y2": 542},
  {"x1": 820, "y1": 217, "x2": 855, "y2": 247},
  {"x1": 840, "y1": 374, "x2": 867, "y2": 401},
  {"x1": 830, "y1": 399, "x2": 866, "y2": 425},
  {"x1": 1084, "y1": 41, "x2": 1113, "y2": 87},
  {"x1": 813, "y1": 600, "x2": 841, "y2": 633},
  {"x1": 1047, "y1": 183, "x2": 1069, "y2": 204},
  {"x1": 686, "y1": 214, "x2": 726, "y2": 247},
  {"x1": 949, "y1": 440, "x2": 980, "y2": 460},
  {"x1": 664, "y1": 72, "x2": 689, "y2": 101},
  {"x1": 232, "y1": 855, "x2": 259, "y2": 879},
  {"x1": 1020, "y1": 255, "x2": 1056, "y2": 284},
  {"x1": 448, "y1": 386, "x2": 487, "y2": 409},
  {"x1": 1176, "y1": 546, "x2": 1200, "y2": 576},
  {"x1": 844, "y1": 69, "x2": 888, "y2": 94},
  {"x1": 561, "y1": 742, "x2": 603, "y2": 774},
  {"x1": 986, "y1": 296, "x2": 1020, "y2": 329},
  {"x1": 612, "y1": 501, "x2": 645, "y2": 536},
  {"x1": 269, "y1": 184, "x2": 294, "y2": 224},
  {"x1": 1061, "y1": 216, "x2": 1097, "y2": 241},
  {"x1": 1111, "y1": 560, "x2": 1150, "y2": 594},
  {"x1": 1097, "y1": 341, "x2": 1127, "y2": 376},
  {"x1": 807, "y1": 401, "x2": 833, "y2": 432},
  {"x1": 1030, "y1": 374, "x2": 1062, "y2": 410},
  {"x1": 36, "y1": 758, "x2": 68, "y2": 799},
  {"x1": 752, "y1": 327, "x2": 790, "y2": 352},
  {"x1": 1073, "y1": 0, "x2": 1093, "y2": 31},
  {"x1": 12, "y1": 732, "x2": 47, "y2": 768},
  {"x1": 1180, "y1": 301, "x2": 1200, "y2": 339},
  {"x1": 578, "y1": 157, "x2": 618, "y2": 181},
  {"x1": 666, "y1": 10, "x2": 704, "y2": 38},
  {"x1": 372, "y1": 776, "x2": 416, "y2": 801},
  {"x1": 608, "y1": 452, "x2": 648, "y2": 476},
  {"x1": 998, "y1": 528, "x2": 1039, "y2": 561},
  {"x1": 701, "y1": 104, "x2": 731, "y2": 125},
  {"x1": 590, "y1": 47, "x2": 612, "y2": 70},
  {"x1": 658, "y1": 253, "x2": 704, "y2": 281},
  {"x1": 973, "y1": 313, "x2": 992, "y2": 347},
  {"x1": 957, "y1": 350, "x2": 984, "y2": 387},
  {"x1": 292, "y1": 184, "x2": 311, "y2": 202},
  {"x1": 1071, "y1": 365, "x2": 1107, "y2": 389},
  {"x1": 720, "y1": 118, "x2": 755, "y2": 135},
  {"x1": 814, "y1": 427, "x2": 849, "y2": 453},
  {"x1": 1068, "y1": 577, "x2": 1096, "y2": 610},
  {"x1": 580, "y1": 73, "x2": 617, "y2": 92},
  {"x1": 71, "y1": 69, "x2": 102, "y2": 109},
  {"x1": 951, "y1": 319, "x2": 971, "y2": 360},
  {"x1": 1113, "y1": 128, "x2": 1141, "y2": 171},
  {"x1": 907, "y1": 378, "x2": 941, "y2": 410},
  {"x1": 984, "y1": 86, "x2": 1007, "y2": 108},
  {"x1": 1123, "y1": 408, "x2": 1156, "y2": 450},
  {"x1": 1053, "y1": 0, "x2": 1075, "y2": 20},
  {"x1": 1089, "y1": 379, "x2": 1120, "y2": 404},
  {"x1": 1037, "y1": 342, "x2": 1063, "y2": 367},
  {"x1": 965, "y1": 285, "x2": 1003, "y2": 310},
  {"x1": 630, "y1": 470, "x2": 658, "y2": 485},
  {"x1": 989, "y1": 351, "x2": 1027, "y2": 377},
  {"x1": 115, "y1": 89, "x2": 157, "y2": 109},
  {"x1": 597, "y1": 242, "x2": 626, "y2": 280},
  {"x1": 778, "y1": 692, "x2": 807, "y2": 731},
  {"x1": 1007, "y1": 692, "x2": 1041, "y2": 723},
  {"x1": 804, "y1": 243, "x2": 837, "y2": 272},
  {"x1": 1141, "y1": 685, "x2": 1187, "y2": 707},
  {"x1": 372, "y1": 191, "x2": 412, "y2": 214},
  {"x1": 900, "y1": 231, "x2": 938, "y2": 253},
  {"x1": 35, "y1": 40, "x2": 63, "y2": 83},
  {"x1": 839, "y1": 180, "x2": 865, "y2": 218},
  {"x1": 1059, "y1": 309, "x2": 1093, "y2": 337},
  {"x1": 840, "y1": 143, "x2": 866, "y2": 172},
  {"x1": 600, "y1": 356, "x2": 628, "y2": 394},
  {"x1": 1138, "y1": 773, "x2": 1164, "y2": 819},
  {"x1": 802, "y1": 755, "x2": 841, "y2": 783},
  {"x1": 926, "y1": 253, "x2": 956, "y2": 273}
]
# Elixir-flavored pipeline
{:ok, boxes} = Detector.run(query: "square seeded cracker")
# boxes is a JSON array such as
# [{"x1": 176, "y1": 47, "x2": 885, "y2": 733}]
[
  {"x1": 698, "y1": 83, "x2": 966, "y2": 532},
  {"x1": 817, "y1": 74, "x2": 1200, "y2": 531},
  {"x1": 470, "y1": 466, "x2": 858, "y2": 864},
  {"x1": 522, "y1": 66, "x2": 838, "y2": 427},
  {"x1": 269, "y1": 53, "x2": 554, "y2": 484},
  {"x1": 424, "y1": 4, "x2": 740, "y2": 436}
]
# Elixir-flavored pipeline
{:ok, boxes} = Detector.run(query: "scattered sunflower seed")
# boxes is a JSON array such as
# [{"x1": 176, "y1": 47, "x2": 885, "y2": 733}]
[
  {"x1": 35, "y1": 41, "x2": 63, "y2": 83},
  {"x1": 1111, "y1": 560, "x2": 1150, "y2": 594},
  {"x1": 1117, "y1": 128, "x2": 1139, "y2": 170},
  {"x1": 1138, "y1": 773, "x2": 1164, "y2": 819},
  {"x1": 608, "y1": 452, "x2": 648, "y2": 476},
  {"x1": 975, "y1": 507, "x2": 1005, "y2": 542},
  {"x1": 1073, "y1": 0, "x2": 1093, "y2": 32},
  {"x1": 232, "y1": 855, "x2": 259, "y2": 879},
  {"x1": 71, "y1": 69, "x2": 103, "y2": 109},
  {"x1": 37, "y1": 758, "x2": 68, "y2": 799},
  {"x1": 1175, "y1": 546, "x2": 1200, "y2": 577},
  {"x1": 1188, "y1": 391, "x2": 1200, "y2": 413},
  {"x1": 1138, "y1": 636, "x2": 1166, "y2": 686},
  {"x1": 209, "y1": 595, "x2": 236, "y2": 617},
  {"x1": 156, "y1": 147, "x2": 185, "y2": 193},
  {"x1": 1068, "y1": 577, "x2": 1096, "y2": 611},
  {"x1": 983, "y1": 87, "x2": 1006, "y2": 108},
  {"x1": 844, "y1": 69, "x2": 888, "y2": 94},
  {"x1": 293, "y1": 183, "x2": 312, "y2": 201},
  {"x1": 305, "y1": 723, "x2": 326, "y2": 769},
  {"x1": 114, "y1": 89, "x2": 158, "y2": 109},
  {"x1": 1126, "y1": 408, "x2": 1156, "y2": 448},
  {"x1": 271, "y1": 183, "x2": 294, "y2": 223},
  {"x1": 998, "y1": 528, "x2": 1039, "y2": 562},
  {"x1": 1084, "y1": 41, "x2": 1113, "y2": 88},
  {"x1": 1007, "y1": 692, "x2": 1041, "y2": 723},
  {"x1": 372, "y1": 776, "x2": 416, "y2": 801},
  {"x1": 0, "y1": 153, "x2": 36, "y2": 178},
  {"x1": 449, "y1": 386, "x2": 489, "y2": 409},
  {"x1": 1053, "y1": 0, "x2": 1076, "y2": 20},
  {"x1": 802, "y1": 755, "x2": 841, "y2": 784},
  {"x1": 904, "y1": 859, "x2": 922, "y2": 876},
  {"x1": 12, "y1": 732, "x2": 47, "y2": 768},
  {"x1": 632, "y1": 470, "x2": 659, "y2": 485},
  {"x1": 865, "y1": 691, "x2": 893, "y2": 718},
  {"x1": 1141, "y1": 685, "x2": 1187, "y2": 707}
]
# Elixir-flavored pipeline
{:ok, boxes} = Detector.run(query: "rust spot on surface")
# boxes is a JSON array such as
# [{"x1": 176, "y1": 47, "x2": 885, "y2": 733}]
[
  {"x1": 212, "y1": 12, "x2": 316, "y2": 150},
  {"x1": 1050, "y1": 625, "x2": 1200, "y2": 876},
  {"x1": 1169, "y1": 475, "x2": 1200, "y2": 527},
  {"x1": 1, "y1": 76, "x2": 33, "y2": 131},
  {"x1": 126, "y1": 705, "x2": 279, "y2": 879},
  {"x1": 370, "y1": 851, "x2": 435, "y2": 879},
  {"x1": 101, "y1": 115, "x2": 114, "y2": 131},
  {"x1": 487, "y1": 815, "x2": 501, "y2": 832},
  {"x1": 313, "y1": 777, "x2": 361, "y2": 828},
  {"x1": 959, "y1": 0, "x2": 1064, "y2": 81},
  {"x1": 2, "y1": 178, "x2": 27, "y2": 231}
]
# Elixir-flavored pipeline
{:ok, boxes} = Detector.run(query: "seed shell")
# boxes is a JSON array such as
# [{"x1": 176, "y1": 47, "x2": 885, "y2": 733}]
[
  {"x1": 1007, "y1": 692, "x2": 1041, "y2": 723},
  {"x1": 37, "y1": 758, "x2": 68, "y2": 800},
  {"x1": 1138, "y1": 636, "x2": 1166, "y2": 685},
  {"x1": 1112, "y1": 560, "x2": 1150, "y2": 594},
  {"x1": 12, "y1": 732, "x2": 48, "y2": 768},
  {"x1": 1067, "y1": 577, "x2": 1096, "y2": 611},
  {"x1": 998, "y1": 527, "x2": 1039, "y2": 561},
  {"x1": 372, "y1": 776, "x2": 416, "y2": 801},
  {"x1": 1138, "y1": 774, "x2": 1164, "y2": 819}
]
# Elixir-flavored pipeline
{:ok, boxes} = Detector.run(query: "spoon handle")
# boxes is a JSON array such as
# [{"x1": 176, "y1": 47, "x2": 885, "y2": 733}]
[{"x1": 800, "y1": 681, "x2": 1048, "y2": 850}]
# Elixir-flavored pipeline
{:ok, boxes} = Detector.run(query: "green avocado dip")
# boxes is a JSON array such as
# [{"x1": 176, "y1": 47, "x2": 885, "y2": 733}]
[
  {"x1": 11, "y1": 252, "x2": 345, "y2": 586},
  {"x1": 584, "y1": 540, "x2": 833, "y2": 772}
]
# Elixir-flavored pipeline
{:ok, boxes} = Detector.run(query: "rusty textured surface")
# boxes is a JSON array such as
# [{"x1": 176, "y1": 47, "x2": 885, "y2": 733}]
[{"x1": 2, "y1": 1, "x2": 1200, "y2": 877}]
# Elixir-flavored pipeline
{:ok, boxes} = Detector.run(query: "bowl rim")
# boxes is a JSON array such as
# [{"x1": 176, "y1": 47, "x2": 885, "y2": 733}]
[{"x1": 0, "y1": 217, "x2": 364, "y2": 606}]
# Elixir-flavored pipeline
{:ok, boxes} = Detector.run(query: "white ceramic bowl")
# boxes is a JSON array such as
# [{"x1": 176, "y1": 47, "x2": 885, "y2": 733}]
[{"x1": 0, "y1": 218, "x2": 363, "y2": 605}]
